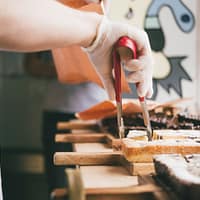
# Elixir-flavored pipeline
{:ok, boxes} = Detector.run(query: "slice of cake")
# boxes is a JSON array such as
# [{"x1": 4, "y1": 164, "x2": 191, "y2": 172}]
[
  {"x1": 153, "y1": 154, "x2": 200, "y2": 200},
  {"x1": 122, "y1": 138, "x2": 200, "y2": 162},
  {"x1": 126, "y1": 130, "x2": 148, "y2": 141}
]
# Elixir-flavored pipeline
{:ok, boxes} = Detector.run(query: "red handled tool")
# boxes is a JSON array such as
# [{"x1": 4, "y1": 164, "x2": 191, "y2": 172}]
[{"x1": 113, "y1": 36, "x2": 152, "y2": 141}]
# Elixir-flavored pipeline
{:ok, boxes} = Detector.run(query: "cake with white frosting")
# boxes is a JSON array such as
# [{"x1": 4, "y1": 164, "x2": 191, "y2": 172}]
[
  {"x1": 122, "y1": 138, "x2": 200, "y2": 162},
  {"x1": 153, "y1": 154, "x2": 200, "y2": 200}
]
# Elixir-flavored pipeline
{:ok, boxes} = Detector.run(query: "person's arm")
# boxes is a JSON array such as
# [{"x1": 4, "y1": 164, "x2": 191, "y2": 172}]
[
  {"x1": 0, "y1": 0, "x2": 153, "y2": 98},
  {"x1": 0, "y1": 0, "x2": 102, "y2": 51}
]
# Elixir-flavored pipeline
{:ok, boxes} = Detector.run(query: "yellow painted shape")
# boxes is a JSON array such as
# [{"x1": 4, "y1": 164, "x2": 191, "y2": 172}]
[{"x1": 152, "y1": 51, "x2": 171, "y2": 79}]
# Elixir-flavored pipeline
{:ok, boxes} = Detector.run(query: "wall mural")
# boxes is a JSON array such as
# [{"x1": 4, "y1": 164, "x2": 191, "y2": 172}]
[
  {"x1": 109, "y1": 0, "x2": 196, "y2": 101},
  {"x1": 144, "y1": 0, "x2": 194, "y2": 99}
]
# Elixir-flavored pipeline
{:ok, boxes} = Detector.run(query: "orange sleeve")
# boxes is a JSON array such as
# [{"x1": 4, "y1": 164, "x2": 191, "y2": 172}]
[
  {"x1": 52, "y1": 1, "x2": 131, "y2": 93},
  {"x1": 57, "y1": 0, "x2": 87, "y2": 8}
]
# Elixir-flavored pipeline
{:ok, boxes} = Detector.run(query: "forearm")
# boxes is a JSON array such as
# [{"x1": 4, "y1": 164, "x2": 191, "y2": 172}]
[{"x1": 0, "y1": 0, "x2": 102, "y2": 52}]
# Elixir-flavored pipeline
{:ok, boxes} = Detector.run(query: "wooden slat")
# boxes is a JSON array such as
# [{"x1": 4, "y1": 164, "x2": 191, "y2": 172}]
[
  {"x1": 104, "y1": 134, "x2": 120, "y2": 148},
  {"x1": 80, "y1": 165, "x2": 138, "y2": 188},
  {"x1": 120, "y1": 156, "x2": 155, "y2": 175},
  {"x1": 57, "y1": 120, "x2": 99, "y2": 131},
  {"x1": 51, "y1": 184, "x2": 160, "y2": 200},
  {"x1": 73, "y1": 143, "x2": 113, "y2": 153},
  {"x1": 55, "y1": 136, "x2": 154, "y2": 175},
  {"x1": 138, "y1": 175, "x2": 177, "y2": 200},
  {"x1": 55, "y1": 132, "x2": 120, "y2": 151},
  {"x1": 86, "y1": 185, "x2": 160, "y2": 194},
  {"x1": 54, "y1": 151, "x2": 121, "y2": 166},
  {"x1": 88, "y1": 184, "x2": 158, "y2": 194},
  {"x1": 130, "y1": 163, "x2": 154, "y2": 176},
  {"x1": 55, "y1": 133, "x2": 114, "y2": 143}
]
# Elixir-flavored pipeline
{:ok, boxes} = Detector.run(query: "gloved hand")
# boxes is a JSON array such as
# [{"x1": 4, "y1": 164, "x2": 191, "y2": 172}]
[{"x1": 84, "y1": 17, "x2": 154, "y2": 100}]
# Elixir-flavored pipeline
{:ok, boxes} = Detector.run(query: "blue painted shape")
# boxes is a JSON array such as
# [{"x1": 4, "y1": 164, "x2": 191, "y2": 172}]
[{"x1": 147, "y1": 0, "x2": 195, "y2": 32}]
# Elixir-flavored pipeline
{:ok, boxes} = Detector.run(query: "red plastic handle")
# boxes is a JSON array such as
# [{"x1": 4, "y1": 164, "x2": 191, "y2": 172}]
[{"x1": 113, "y1": 36, "x2": 137, "y2": 102}]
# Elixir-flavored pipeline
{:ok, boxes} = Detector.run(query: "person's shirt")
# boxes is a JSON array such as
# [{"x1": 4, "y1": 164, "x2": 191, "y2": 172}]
[{"x1": 44, "y1": 80, "x2": 108, "y2": 113}]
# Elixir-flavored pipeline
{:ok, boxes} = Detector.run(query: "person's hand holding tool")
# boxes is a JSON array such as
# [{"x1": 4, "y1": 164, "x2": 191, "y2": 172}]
[{"x1": 84, "y1": 17, "x2": 154, "y2": 100}]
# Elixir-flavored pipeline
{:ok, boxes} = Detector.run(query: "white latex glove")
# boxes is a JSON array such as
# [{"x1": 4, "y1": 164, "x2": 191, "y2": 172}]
[{"x1": 84, "y1": 17, "x2": 154, "y2": 100}]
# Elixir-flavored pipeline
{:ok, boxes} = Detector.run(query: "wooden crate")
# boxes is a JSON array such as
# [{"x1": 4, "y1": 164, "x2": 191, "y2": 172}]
[
  {"x1": 54, "y1": 132, "x2": 154, "y2": 176},
  {"x1": 51, "y1": 120, "x2": 177, "y2": 200},
  {"x1": 51, "y1": 170, "x2": 174, "y2": 200},
  {"x1": 57, "y1": 119, "x2": 100, "y2": 132}
]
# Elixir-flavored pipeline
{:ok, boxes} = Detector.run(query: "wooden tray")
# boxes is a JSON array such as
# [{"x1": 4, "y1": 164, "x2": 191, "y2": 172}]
[
  {"x1": 52, "y1": 122, "x2": 173, "y2": 200},
  {"x1": 51, "y1": 169, "x2": 173, "y2": 200},
  {"x1": 55, "y1": 132, "x2": 116, "y2": 146},
  {"x1": 54, "y1": 132, "x2": 154, "y2": 176},
  {"x1": 57, "y1": 119, "x2": 100, "y2": 131}
]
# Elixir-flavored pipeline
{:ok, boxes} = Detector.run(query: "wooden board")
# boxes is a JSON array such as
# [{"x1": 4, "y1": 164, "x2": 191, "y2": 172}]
[
  {"x1": 54, "y1": 132, "x2": 155, "y2": 175},
  {"x1": 51, "y1": 185, "x2": 161, "y2": 200},
  {"x1": 120, "y1": 156, "x2": 155, "y2": 176},
  {"x1": 55, "y1": 133, "x2": 108, "y2": 143},
  {"x1": 52, "y1": 124, "x2": 171, "y2": 200},
  {"x1": 73, "y1": 143, "x2": 113, "y2": 153},
  {"x1": 138, "y1": 175, "x2": 178, "y2": 200},
  {"x1": 80, "y1": 166, "x2": 138, "y2": 188},
  {"x1": 55, "y1": 133, "x2": 116, "y2": 147},
  {"x1": 54, "y1": 142, "x2": 155, "y2": 175},
  {"x1": 54, "y1": 151, "x2": 121, "y2": 166},
  {"x1": 51, "y1": 168, "x2": 171, "y2": 200},
  {"x1": 57, "y1": 119, "x2": 99, "y2": 131},
  {"x1": 55, "y1": 132, "x2": 122, "y2": 151}
]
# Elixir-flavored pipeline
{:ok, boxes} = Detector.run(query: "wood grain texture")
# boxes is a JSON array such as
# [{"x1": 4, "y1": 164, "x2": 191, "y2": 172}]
[
  {"x1": 138, "y1": 175, "x2": 176, "y2": 200},
  {"x1": 57, "y1": 120, "x2": 99, "y2": 131},
  {"x1": 54, "y1": 151, "x2": 121, "y2": 166},
  {"x1": 55, "y1": 133, "x2": 113, "y2": 144},
  {"x1": 51, "y1": 185, "x2": 160, "y2": 200},
  {"x1": 80, "y1": 165, "x2": 138, "y2": 188},
  {"x1": 120, "y1": 156, "x2": 155, "y2": 175},
  {"x1": 73, "y1": 143, "x2": 113, "y2": 153},
  {"x1": 51, "y1": 166, "x2": 161, "y2": 199},
  {"x1": 65, "y1": 169, "x2": 85, "y2": 200}
]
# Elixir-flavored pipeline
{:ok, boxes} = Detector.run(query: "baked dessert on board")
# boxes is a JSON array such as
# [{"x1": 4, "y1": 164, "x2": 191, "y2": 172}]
[
  {"x1": 153, "y1": 154, "x2": 200, "y2": 200},
  {"x1": 122, "y1": 138, "x2": 200, "y2": 162}
]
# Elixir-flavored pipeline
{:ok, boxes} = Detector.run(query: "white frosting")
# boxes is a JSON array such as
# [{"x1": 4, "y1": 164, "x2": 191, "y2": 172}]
[
  {"x1": 154, "y1": 130, "x2": 200, "y2": 138},
  {"x1": 154, "y1": 154, "x2": 200, "y2": 184},
  {"x1": 127, "y1": 130, "x2": 147, "y2": 138},
  {"x1": 123, "y1": 138, "x2": 200, "y2": 147}
]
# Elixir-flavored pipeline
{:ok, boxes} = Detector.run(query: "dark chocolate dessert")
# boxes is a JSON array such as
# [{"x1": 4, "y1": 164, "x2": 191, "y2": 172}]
[{"x1": 100, "y1": 113, "x2": 200, "y2": 137}]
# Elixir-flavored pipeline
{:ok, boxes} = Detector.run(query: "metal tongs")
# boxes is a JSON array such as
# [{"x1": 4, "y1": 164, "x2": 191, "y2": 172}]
[{"x1": 113, "y1": 36, "x2": 152, "y2": 141}]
